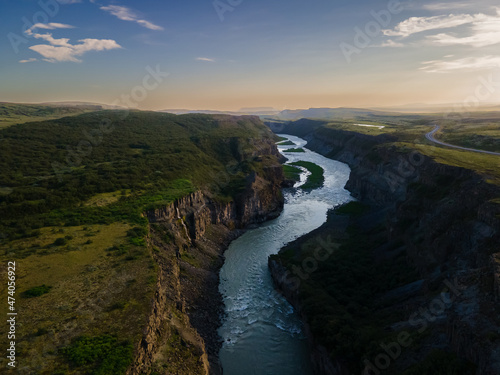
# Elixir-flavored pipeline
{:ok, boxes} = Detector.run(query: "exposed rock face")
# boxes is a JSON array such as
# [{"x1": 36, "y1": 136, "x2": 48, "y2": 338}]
[
  {"x1": 128, "y1": 140, "x2": 284, "y2": 375},
  {"x1": 269, "y1": 125, "x2": 500, "y2": 375}
]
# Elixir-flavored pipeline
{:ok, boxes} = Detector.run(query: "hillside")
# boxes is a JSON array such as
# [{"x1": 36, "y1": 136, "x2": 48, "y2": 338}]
[
  {"x1": 0, "y1": 102, "x2": 102, "y2": 129},
  {"x1": 0, "y1": 110, "x2": 284, "y2": 374}
]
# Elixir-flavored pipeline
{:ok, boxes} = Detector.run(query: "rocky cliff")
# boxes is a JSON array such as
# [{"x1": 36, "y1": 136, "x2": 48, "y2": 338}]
[
  {"x1": 128, "y1": 140, "x2": 284, "y2": 375},
  {"x1": 269, "y1": 124, "x2": 500, "y2": 375}
]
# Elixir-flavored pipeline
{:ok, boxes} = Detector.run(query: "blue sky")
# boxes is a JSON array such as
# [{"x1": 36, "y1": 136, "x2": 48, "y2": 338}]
[{"x1": 1, "y1": 0, "x2": 500, "y2": 110}]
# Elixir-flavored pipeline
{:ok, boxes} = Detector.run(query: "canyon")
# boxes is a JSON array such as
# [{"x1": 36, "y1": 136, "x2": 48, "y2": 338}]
[
  {"x1": 127, "y1": 136, "x2": 285, "y2": 374},
  {"x1": 269, "y1": 123, "x2": 500, "y2": 374}
]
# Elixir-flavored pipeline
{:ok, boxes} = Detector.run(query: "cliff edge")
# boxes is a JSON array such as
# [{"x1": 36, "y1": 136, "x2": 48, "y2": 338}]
[{"x1": 269, "y1": 123, "x2": 500, "y2": 375}]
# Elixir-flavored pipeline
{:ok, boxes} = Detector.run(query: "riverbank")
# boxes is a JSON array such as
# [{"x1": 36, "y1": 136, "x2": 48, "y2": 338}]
[
  {"x1": 219, "y1": 134, "x2": 352, "y2": 375},
  {"x1": 269, "y1": 126, "x2": 500, "y2": 374},
  {"x1": 129, "y1": 149, "x2": 285, "y2": 374}
]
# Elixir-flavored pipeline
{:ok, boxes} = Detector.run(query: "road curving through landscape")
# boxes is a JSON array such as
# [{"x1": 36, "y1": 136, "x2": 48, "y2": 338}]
[{"x1": 425, "y1": 125, "x2": 500, "y2": 156}]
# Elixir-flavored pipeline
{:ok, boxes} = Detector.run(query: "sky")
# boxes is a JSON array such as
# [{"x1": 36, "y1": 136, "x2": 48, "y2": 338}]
[{"x1": 1, "y1": 0, "x2": 500, "y2": 111}]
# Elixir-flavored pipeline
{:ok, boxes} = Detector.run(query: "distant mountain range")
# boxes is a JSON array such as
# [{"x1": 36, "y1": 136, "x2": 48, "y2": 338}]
[
  {"x1": 39, "y1": 101, "x2": 123, "y2": 109},
  {"x1": 160, "y1": 107, "x2": 281, "y2": 116},
  {"x1": 160, "y1": 107, "x2": 397, "y2": 119},
  {"x1": 14, "y1": 102, "x2": 500, "y2": 118},
  {"x1": 272, "y1": 107, "x2": 400, "y2": 120},
  {"x1": 163, "y1": 104, "x2": 500, "y2": 120},
  {"x1": 370, "y1": 102, "x2": 500, "y2": 113}
]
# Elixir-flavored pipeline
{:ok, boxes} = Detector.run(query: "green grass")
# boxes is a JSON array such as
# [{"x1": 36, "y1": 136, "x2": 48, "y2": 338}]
[
  {"x1": 283, "y1": 148, "x2": 306, "y2": 153},
  {"x1": 21, "y1": 284, "x2": 52, "y2": 298},
  {"x1": 276, "y1": 136, "x2": 288, "y2": 142},
  {"x1": 84, "y1": 190, "x2": 133, "y2": 207},
  {"x1": 399, "y1": 142, "x2": 500, "y2": 185},
  {"x1": 277, "y1": 140, "x2": 295, "y2": 146},
  {"x1": 0, "y1": 102, "x2": 99, "y2": 129},
  {"x1": 0, "y1": 221, "x2": 157, "y2": 372},
  {"x1": 290, "y1": 161, "x2": 325, "y2": 190},
  {"x1": 62, "y1": 335, "x2": 134, "y2": 375},
  {"x1": 437, "y1": 121, "x2": 500, "y2": 153},
  {"x1": 283, "y1": 165, "x2": 302, "y2": 182},
  {"x1": 0, "y1": 110, "x2": 276, "y2": 240},
  {"x1": 324, "y1": 121, "x2": 394, "y2": 136}
]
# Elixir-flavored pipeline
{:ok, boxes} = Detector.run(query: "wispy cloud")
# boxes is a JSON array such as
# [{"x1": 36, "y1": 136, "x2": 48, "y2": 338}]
[
  {"x1": 57, "y1": 0, "x2": 82, "y2": 3},
  {"x1": 24, "y1": 23, "x2": 121, "y2": 63},
  {"x1": 196, "y1": 57, "x2": 215, "y2": 62},
  {"x1": 100, "y1": 5, "x2": 163, "y2": 31},
  {"x1": 26, "y1": 22, "x2": 75, "y2": 34},
  {"x1": 19, "y1": 58, "x2": 38, "y2": 63},
  {"x1": 428, "y1": 10, "x2": 500, "y2": 47},
  {"x1": 30, "y1": 39, "x2": 121, "y2": 63},
  {"x1": 376, "y1": 40, "x2": 405, "y2": 48},
  {"x1": 420, "y1": 55, "x2": 500, "y2": 72},
  {"x1": 383, "y1": 14, "x2": 476, "y2": 37},
  {"x1": 383, "y1": 9, "x2": 500, "y2": 48}
]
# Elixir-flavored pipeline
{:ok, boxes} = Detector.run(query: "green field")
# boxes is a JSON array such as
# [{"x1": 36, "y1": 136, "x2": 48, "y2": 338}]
[
  {"x1": 0, "y1": 102, "x2": 100, "y2": 128},
  {"x1": 283, "y1": 165, "x2": 302, "y2": 182},
  {"x1": 290, "y1": 161, "x2": 324, "y2": 190},
  {"x1": 277, "y1": 140, "x2": 295, "y2": 146},
  {"x1": 283, "y1": 148, "x2": 305, "y2": 153}
]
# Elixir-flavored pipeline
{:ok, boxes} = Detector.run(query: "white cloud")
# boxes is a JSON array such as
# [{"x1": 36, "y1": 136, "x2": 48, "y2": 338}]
[
  {"x1": 19, "y1": 58, "x2": 38, "y2": 63},
  {"x1": 420, "y1": 55, "x2": 500, "y2": 72},
  {"x1": 383, "y1": 14, "x2": 476, "y2": 37},
  {"x1": 23, "y1": 22, "x2": 121, "y2": 62},
  {"x1": 383, "y1": 9, "x2": 500, "y2": 48},
  {"x1": 100, "y1": 5, "x2": 163, "y2": 30},
  {"x1": 57, "y1": 0, "x2": 81, "y2": 3},
  {"x1": 196, "y1": 57, "x2": 215, "y2": 62},
  {"x1": 428, "y1": 10, "x2": 500, "y2": 47},
  {"x1": 31, "y1": 33, "x2": 72, "y2": 46},
  {"x1": 377, "y1": 40, "x2": 405, "y2": 48},
  {"x1": 25, "y1": 23, "x2": 75, "y2": 35},
  {"x1": 30, "y1": 38, "x2": 121, "y2": 62}
]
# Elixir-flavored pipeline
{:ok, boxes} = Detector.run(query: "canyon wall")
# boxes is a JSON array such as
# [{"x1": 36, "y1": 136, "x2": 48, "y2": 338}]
[
  {"x1": 270, "y1": 125, "x2": 500, "y2": 375},
  {"x1": 128, "y1": 137, "x2": 284, "y2": 375}
]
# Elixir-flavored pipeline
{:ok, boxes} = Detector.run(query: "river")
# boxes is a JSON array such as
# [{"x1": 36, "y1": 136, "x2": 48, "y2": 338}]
[{"x1": 218, "y1": 134, "x2": 353, "y2": 375}]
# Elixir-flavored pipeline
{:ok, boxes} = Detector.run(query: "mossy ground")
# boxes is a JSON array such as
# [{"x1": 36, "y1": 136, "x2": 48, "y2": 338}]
[
  {"x1": 0, "y1": 222, "x2": 156, "y2": 373},
  {"x1": 282, "y1": 165, "x2": 302, "y2": 182},
  {"x1": 290, "y1": 161, "x2": 324, "y2": 190},
  {"x1": 283, "y1": 148, "x2": 305, "y2": 153}
]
